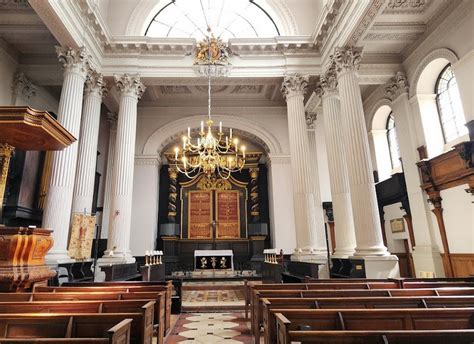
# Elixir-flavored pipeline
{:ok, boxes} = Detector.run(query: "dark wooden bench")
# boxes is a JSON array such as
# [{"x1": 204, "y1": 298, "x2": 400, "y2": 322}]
[
  {"x1": 261, "y1": 296, "x2": 474, "y2": 344},
  {"x1": 0, "y1": 291, "x2": 165, "y2": 343},
  {"x1": 246, "y1": 281, "x2": 401, "y2": 320},
  {"x1": 274, "y1": 308, "x2": 474, "y2": 344},
  {"x1": 284, "y1": 329, "x2": 474, "y2": 343},
  {"x1": 34, "y1": 283, "x2": 172, "y2": 334},
  {"x1": 0, "y1": 300, "x2": 161, "y2": 344},
  {"x1": 251, "y1": 287, "x2": 474, "y2": 336},
  {"x1": 0, "y1": 314, "x2": 145, "y2": 343}
]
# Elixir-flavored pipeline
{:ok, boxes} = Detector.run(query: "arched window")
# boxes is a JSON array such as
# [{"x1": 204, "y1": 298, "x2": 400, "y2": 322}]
[
  {"x1": 145, "y1": 0, "x2": 280, "y2": 40},
  {"x1": 435, "y1": 64, "x2": 467, "y2": 143},
  {"x1": 386, "y1": 113, "x2": 401, "y2": 169}
]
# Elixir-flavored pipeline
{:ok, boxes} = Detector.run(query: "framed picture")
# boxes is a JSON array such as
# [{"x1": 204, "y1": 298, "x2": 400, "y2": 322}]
[{"x1": 390, "y1": 218, "x2": 405, "y2": 233}]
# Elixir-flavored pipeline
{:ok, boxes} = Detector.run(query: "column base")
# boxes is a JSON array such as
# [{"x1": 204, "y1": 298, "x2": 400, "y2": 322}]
[
  {"x1": 331, "y1": 248, "x2": 356, "y2": 259},
  {"x1": 412, "y1": 245, "x2": 445, "y2": 278},
  {"x1": 97, "y1": 254, "x2": 136, "y2": 265},
  {"x1": 349, "y1": 255, "x2": 400, "y2": 279},
  {"x1": 45, "y1": 252, "x2": 75, "y2": 266}
]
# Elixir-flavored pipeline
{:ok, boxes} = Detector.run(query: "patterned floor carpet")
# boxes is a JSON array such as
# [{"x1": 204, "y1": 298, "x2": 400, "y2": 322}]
[
  {"x1": 182, "y1": 289, "x2": 245, "y2": 309},
  {"x1": 165, "y1": 312, "x2": 253, "y2": 344}
]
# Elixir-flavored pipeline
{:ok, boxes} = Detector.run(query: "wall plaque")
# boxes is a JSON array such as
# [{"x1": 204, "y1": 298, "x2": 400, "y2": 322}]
[
  {"x1": 390, "y1": 218, "x2": 405, "y2": 233},
  {"x1": 188, "y1": 191, "x2": 212, "y2": 239},
  {"x1": 216, "y1": 190, "x2": 240, "y2": 238}
]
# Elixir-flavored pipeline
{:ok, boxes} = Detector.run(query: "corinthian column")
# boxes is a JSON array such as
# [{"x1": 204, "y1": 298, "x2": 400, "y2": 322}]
[
  {"x1": 105, "y1": 74, "x2": 145, "y2": 262},
  {"x1": 101, "y1": 113, "x2": 118, "y2": 241},
  {"x1": 72, "y1": 70, "x2": 107, "y2": 214},
  {"x1": 306, "y1": 112, "x2": 330, "y2": 255},
  {"x1": 281, "y1": 73, "x2": 327, "y2": 263},
  {"x1": 318, "y1": 66, "x2": 356, "y2": 257},
  {"x1": 333, "y1": 47, "x2": 388, "y2": 257},
  {"x1": 43, "y1": 47, "x2": 89, "y2": 263},
  {"x1": 385, "y1": 72, "x2": 444, "y2": 276}
]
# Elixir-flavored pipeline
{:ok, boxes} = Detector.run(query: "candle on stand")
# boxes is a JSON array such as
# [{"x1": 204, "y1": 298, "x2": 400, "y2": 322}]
[
  {"x1": 187, "y1": 127, "x2": 191, "y2": 137},
  {"x1": 230, "y1": 128, "x2": 233, "y2": 138},
  {"x1": 219, "y1": 121, "x2": 222, "y2": 133},
  {"x1": 201, "y1": 121, "x2": 204, "y2": 132},
  {"x1": 174, "y1": 147, "x2": 179, "y2": 160}
]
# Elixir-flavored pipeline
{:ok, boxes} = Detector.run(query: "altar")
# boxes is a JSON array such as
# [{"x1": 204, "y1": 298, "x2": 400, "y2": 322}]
[{"x1": 194, "y1": 250, "x2": 234, "y2": 271}]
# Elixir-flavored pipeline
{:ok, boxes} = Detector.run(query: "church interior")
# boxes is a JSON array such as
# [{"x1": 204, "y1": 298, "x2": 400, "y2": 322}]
[{"x1": 0, "y1": 0, "x2": 473, "y2": 343}]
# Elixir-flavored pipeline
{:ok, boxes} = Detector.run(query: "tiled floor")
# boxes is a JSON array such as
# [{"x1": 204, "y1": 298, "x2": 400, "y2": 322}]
[{"x1": 165, "y1": 312, "x2": 253, "y2": 344}]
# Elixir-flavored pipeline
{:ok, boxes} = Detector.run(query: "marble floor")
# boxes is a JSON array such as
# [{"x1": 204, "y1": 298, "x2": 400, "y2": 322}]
[{"x1": 165, "y1": 312, "x2": 253, "y2": 344}]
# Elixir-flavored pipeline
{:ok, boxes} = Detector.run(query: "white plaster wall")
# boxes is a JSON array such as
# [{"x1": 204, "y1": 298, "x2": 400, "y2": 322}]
[
  {"x1": 268, "y1": 158, "x2": 297, "y2": 254},
  {"x1": 136, "y1": 106, "x2": 290, "y2": 155},
  {"x1": 130, "y1": 160, "x2": 160, "y2": 255},
  {"x1": 0, "y1": 47, "x2": 17, "y2": 105},
  {"x1": 437, "y1": 185, "x2": 474, "y2": 253},
  {"x1": 383, "y1": 202, "x2": 409, "y2": 254}
]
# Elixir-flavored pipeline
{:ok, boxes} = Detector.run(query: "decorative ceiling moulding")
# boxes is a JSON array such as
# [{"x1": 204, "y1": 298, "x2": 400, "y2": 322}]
[
  {"x1": 0, "y1": 0, "x2": 31, "y2": 10},
  {"x1": 347, "y1": 0, "x2": 388, "y2": 47},
  {"x1": 311, "y1": 0, "x2": 345, "y2": 49},
  {"x1": 384, "y1": 0, "x2": 431, "y2": 14}
]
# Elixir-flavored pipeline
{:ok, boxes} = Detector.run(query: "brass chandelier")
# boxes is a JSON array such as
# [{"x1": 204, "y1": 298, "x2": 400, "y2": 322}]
[{"x1": 173, "y1": 35, "x2": 246, "y2": 180}]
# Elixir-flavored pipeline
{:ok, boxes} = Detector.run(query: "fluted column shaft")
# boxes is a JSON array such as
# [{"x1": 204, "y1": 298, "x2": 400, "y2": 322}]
[
  {"x1": 282, "y1": 74, "x2": 326, "y2": 259},
  {"x1": 43, "y1": 47, "x2": 89, "y2": 262},
  {"x1": 72, "y1": 71, "x2": 106, "y2": 214},
  {"x1": 334, "y1": 48, "x2": 388, "y2": 256},
  {"x1": 106, "y1": 74, "x2": 145, "y2": 259},
  {"x1": 102, "y1": 113, "x2": 117, "y2": 241},
  {"x1": 321, "y1": 86, "x2": 356, "y2": 257},
  {"x1": 307, "y1": 126, "x2": 329, "y2": 253}
]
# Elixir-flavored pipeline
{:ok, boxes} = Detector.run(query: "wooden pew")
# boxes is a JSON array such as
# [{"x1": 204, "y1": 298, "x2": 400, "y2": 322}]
[
  {"x1": 0, "y1": 300, "x2": 161, "y2": 344},
  {"x1": 245, "y1": 281, "x2": 401, "y2": 320},
  {"x1": 0, "y1": 314, "x2": 150, "y2": 343},
  {"x1": 34, "y1": 284, "x2": 172, "y2": 334},
  {"x1": 261, "y1": 296, "x2": 474, "y2": 344},
  {"x1": 0, "y1": 318, "x2": 131, "y2": 343},
  {"x1": 251, "y1": 287, "x2": 474, "y2": 336},
  {"x1": 0, "y1": 291, "x2": 165, "y2": 344},
  {"x1": 274, "y1": 308, "x2": 474, "y2": 344},
  {"x1": 284, "y1": 330, "x2": 474, "y2": 343}
]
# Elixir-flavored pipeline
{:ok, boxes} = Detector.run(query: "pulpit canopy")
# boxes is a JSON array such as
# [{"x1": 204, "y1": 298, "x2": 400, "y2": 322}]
[{"x1": 0, "y1": 106, "x2": 76, "y2": 150}]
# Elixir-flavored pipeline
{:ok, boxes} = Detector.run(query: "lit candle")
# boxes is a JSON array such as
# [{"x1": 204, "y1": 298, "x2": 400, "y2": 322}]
[
  {"x1": 219, "y1": 121, "x2": 222, "y2": 133},
  {"x1": 201, "y1": 121, "x2": 204, "y2": 132}
]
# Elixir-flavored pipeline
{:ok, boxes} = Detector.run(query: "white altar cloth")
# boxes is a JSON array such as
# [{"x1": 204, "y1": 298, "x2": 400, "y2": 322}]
[{"x1": 194, "y1": 250, "x2": 234, "y2": 270}]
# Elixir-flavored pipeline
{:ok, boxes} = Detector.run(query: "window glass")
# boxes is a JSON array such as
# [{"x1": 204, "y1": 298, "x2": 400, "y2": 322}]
[
  {"x1": 145, "y1": 0, "x2": 280, "y2": 40},
  {"x1": 435, "y1": 64, "x2": 467, "y2": 143},
  {"x1": 387, "y1": 113, "x2": 401, "y2": 170}
]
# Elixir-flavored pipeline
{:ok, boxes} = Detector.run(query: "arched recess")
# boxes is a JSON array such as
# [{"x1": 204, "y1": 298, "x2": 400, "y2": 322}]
[
  {"x1": 142, "y1": 114, "x2": 283, "y2": 156},
  {"x1": 410, "y1": 48, "x2": 461, "y2": 157},
  {"x1": 409, "y1": 48, "x2": 459, "y2": 99},
  {"x1": 125, "y1": 0, "x2": 297, "y2": 37},
  {"x1": 369, "y1": 101, "x2": 395, "y2": 182}
]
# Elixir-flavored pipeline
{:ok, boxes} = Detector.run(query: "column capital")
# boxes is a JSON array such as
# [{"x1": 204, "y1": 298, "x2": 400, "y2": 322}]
[
  {"x1": 281, "y1": 73, "x2": 309, "y2": 99},
  {"x1": 305, "y1": 111, "x2": 317, "y2": 129},
  {"x1": 114, "y1": 73, "x2": 146, "y2": 100},
  {"x1": 85, "y1": 70, "x2": 107, "y2": 98},
  {"x1": 317, "y1": 62, "x2": 339, "y2": 99},
  {"x1": 107, "y1": 112, "x2": 118, "y2": 130},
  {"x1": 333, "y1": 46, "x2": 362, "y2": 76},
  {"x1": 11, "y1": 72, "x2": 37, "y2": 99},
  {"x1": 385, "y1": 71, "x2": 409, "y2": 101},
  {"x1": 56, "y1": 46, "x2": 90, "y2": 78}
]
